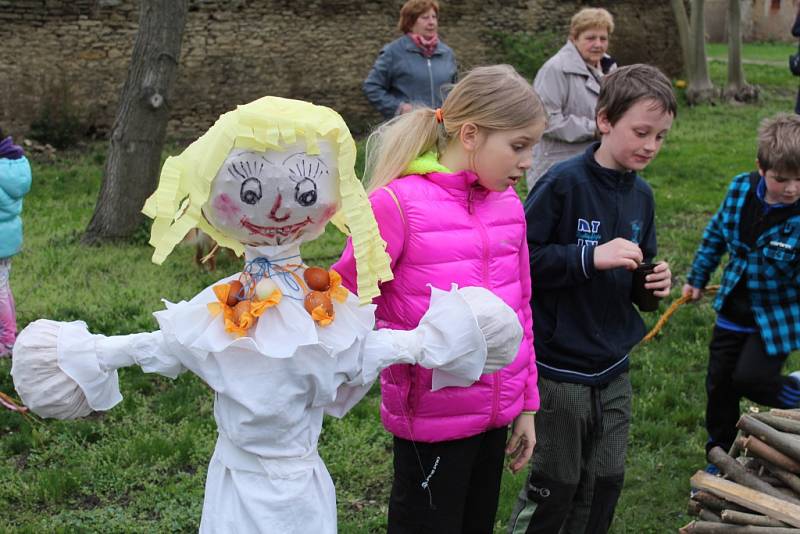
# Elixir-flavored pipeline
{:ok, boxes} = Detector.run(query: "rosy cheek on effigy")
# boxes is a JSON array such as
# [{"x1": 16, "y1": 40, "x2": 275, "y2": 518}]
[
  {"x1": 202, "y1": 140, "x2": 341, "y2": 247},
  {"x1": 210, "y1": 193, "x2": 242, "y2": 225}
]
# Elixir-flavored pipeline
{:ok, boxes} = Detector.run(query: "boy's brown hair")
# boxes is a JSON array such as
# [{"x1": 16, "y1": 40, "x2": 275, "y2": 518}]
[
  {"x1": 596, "y1": 64, "x2": 677, "y2": 125},
  {"x1": 757, "y1": 113, "x2": 800, "y2": 173}
]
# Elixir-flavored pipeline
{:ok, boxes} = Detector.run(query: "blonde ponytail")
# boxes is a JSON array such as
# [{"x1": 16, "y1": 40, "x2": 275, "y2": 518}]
[
  {"x1": 364, "y1": 107, "x2": 442, "y2": 193},
  {"x1": 364, "y1": 64, "x2": 546, "y2": 193}
]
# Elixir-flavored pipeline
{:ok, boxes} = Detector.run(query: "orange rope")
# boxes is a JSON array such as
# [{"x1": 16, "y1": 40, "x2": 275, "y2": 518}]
[
  {"x1": 642, "y1": 285, "x2": 720, "y2": 343},
  {"x1": 0, "y1": 390, "x2": 26, "y2": 412},
  {"x1": 0, "y1": 389, "x2": 42, "y2": 425}
]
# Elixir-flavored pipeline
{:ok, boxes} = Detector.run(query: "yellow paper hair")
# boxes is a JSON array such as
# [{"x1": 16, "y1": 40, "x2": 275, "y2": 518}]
[{"x1": 142, "y1": 96, "x2": 392, "y2": 304}]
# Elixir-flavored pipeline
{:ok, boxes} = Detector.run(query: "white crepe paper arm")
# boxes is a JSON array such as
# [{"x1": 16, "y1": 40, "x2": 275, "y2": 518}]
[
  {"x1": 359, "y1": 284, "x2": 522, "y2": 391},
  {"x1": 11, "y1": 319, "x2": 182, "y2": 419}
]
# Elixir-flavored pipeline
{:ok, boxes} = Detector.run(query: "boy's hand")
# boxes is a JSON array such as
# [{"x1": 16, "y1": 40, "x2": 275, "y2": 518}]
[
  {"x1": 593, "y1": 238, "x2": 643, "y2": 271},
  {"x1": 682, "y1": 283, "x2": 703, "y2": 301},
  {"x1": 506, "y1": 412, "x2": 536, "y2": 474},
  {"x1": 645, "y1": 261, "x2": 672, "y2": 297}
]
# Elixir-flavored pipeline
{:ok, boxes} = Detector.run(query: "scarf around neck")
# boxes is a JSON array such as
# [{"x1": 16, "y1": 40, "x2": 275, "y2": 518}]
[{"x1": 407, "y1": 32, "x2": 439, "y2": 58}]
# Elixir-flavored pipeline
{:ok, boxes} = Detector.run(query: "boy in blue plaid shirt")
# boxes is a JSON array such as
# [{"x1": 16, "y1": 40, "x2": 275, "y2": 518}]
[{"x1": 683, "y1": 113, "x2": 800, "y2": 458}]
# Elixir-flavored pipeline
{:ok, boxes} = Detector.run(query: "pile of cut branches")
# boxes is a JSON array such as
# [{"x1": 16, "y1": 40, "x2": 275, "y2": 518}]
[{"x1": 683, "y1": 409, "x2": 800, "y2": 532}]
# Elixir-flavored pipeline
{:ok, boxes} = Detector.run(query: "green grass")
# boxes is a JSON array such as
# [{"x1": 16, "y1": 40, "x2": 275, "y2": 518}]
[
  {"x1": 706, "y1": 41, "x2": 796, "y2": 64},
  {"x1": 2, "y1": 42, "x2": 799, "y2": 532}
]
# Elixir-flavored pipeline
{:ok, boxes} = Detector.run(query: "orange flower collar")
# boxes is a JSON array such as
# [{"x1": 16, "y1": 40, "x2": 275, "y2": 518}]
[{"x1": 208, "y1": 267, "x2": 348, "y2": 337}]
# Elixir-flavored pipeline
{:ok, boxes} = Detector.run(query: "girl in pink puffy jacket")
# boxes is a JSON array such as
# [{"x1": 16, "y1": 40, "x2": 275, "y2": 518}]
[{"x1": 333, "y1": 64, "x2": 546, "y2": 533}]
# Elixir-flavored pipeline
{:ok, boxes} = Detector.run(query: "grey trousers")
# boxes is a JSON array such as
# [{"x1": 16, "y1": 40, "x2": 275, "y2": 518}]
[{"x1": 508, "y1": 373, "x2": 632, "y2": 534}]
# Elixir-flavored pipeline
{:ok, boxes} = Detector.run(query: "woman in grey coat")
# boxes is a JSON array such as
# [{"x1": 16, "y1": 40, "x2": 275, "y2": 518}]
[
  {"x1": 526, "y1": 8, "x2": 617, "y2": 190},
  {"x1": 363, "y1": 0, "x2": 457, "y2": 120}
]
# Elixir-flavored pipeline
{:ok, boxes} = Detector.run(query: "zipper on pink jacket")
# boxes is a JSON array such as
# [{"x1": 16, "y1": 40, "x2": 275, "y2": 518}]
[{"x1": 468, "y1": 185, "x2": 500, "y2": 425}]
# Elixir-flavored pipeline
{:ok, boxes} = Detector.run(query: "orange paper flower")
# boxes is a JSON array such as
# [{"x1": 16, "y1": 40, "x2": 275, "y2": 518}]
[
  {"x1": 207, "y1": 282, "x2": 282, "y2": 337},
  {"x1": 310, "y1": 305, "x2": 335, "y2": 326},
  {"x1": 328, "y1": 269, "x2": 349, "y2": 303}
]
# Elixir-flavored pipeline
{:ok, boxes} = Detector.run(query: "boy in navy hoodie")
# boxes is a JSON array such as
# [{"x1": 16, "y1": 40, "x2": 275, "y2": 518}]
[{"x1": 508, "y1": 64, "x2": 676, "y2": 534}]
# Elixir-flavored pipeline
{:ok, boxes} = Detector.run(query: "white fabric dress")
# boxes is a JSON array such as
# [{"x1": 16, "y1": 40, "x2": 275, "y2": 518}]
[{"x1": 10, "y1": 256, "x2": 516, "y2": 533}]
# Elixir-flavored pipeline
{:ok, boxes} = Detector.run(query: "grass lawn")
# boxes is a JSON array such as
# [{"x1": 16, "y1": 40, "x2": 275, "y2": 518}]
[
  {"x1": 706, "y1": 41, "x2": 796, "y2": 64},
  {"x1": 1, "y1": 44, "x2": 799, "y2": 532}
]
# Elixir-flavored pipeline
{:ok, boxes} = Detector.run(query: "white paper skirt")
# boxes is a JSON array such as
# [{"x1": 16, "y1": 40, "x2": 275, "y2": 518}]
[{"x1": 200, "y1": 434, "x2": 337, "y2": 534}]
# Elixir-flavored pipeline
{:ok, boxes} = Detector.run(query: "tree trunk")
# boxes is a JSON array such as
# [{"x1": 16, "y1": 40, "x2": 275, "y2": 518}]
[
  {"x1": 686, "y1": 0, "x2": 716, "y2": 105},
  {"x1": 83, "y1": 0, "x2": 188, "y2": 244},
  {"x1": 725, "y1": 0, "x2": 759, "y2": 102},
  {"x1": 671, "y1": 0, "x2": 694, "y2": 76}
]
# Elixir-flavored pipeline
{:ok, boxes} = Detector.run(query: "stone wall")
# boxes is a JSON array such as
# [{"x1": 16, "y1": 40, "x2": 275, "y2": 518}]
[{"x1": 1, "y1": 0, "x2": 682, "y2": 140}]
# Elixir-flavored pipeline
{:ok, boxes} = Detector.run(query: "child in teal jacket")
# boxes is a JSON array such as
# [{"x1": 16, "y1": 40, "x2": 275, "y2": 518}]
[{"x1": 0, "y1": 133, "x2": 32, "y2": 356}]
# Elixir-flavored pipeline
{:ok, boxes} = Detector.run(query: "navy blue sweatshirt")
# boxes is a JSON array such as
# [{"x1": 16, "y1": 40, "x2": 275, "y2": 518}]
[{"x1": 525, "y1": 144, "x2": 658, "y2": 385}]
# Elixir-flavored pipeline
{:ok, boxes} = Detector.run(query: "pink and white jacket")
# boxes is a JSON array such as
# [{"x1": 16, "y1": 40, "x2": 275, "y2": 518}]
[{"x1": 333, "y1": 167, "x2": 539, "y2": 443}]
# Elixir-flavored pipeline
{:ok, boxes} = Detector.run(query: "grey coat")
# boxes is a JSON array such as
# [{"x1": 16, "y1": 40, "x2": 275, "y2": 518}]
[
  {"x1": 527, "y1": 40, "x2": 616, "y2": 189},
  {"x1": 363, "y1": 35, "x2": 457, "y2": 119}
]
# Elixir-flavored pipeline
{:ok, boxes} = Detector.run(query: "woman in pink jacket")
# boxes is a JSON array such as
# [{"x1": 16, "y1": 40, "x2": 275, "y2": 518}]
[{"x1": 333, "y1": 64, "x2": 545, "y2": 533}]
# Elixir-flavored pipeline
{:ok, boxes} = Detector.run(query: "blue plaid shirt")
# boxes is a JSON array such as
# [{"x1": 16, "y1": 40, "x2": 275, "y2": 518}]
[{"x1": 687, "y1": 172, "x2": 800, "y2": 356}]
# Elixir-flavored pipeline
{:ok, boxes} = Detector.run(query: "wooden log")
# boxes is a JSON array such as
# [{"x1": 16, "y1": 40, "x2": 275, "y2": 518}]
[
  {"x1": 741, "y1": 435, "x2": 800, "y2": 474},
  {"x1": 688, "y1": 498, "x2": 703, "y2": 516},
  {"x1": 721, "y1": 509, "x2": 790, "y2": 527},
  {"x1": 690, "y1": 470, "x2": 800, "y2": 527},
  {"x1": 699, "y1": 508, "x2": 723, "y2": 522},
  {"x1": 693, "y1": 490, "x2": 750, "y2": 513},
  {"x1": 763, "y1": 460, "x2": 800, "y2": 495},
  {"x1": 738, "y1": 416, "x2": 800, "y2": 464},
  {"x1": 770, "y1": 410, "x2": 800, "y2": 422},
  {"x1": 684, "y1": 520, "x2": 800, "y2": 532},
  {"x1": 707, "y1": 447, "x2": 800, "y2": 505},
  {"x1": 754, "y1": 413, "x2": 800, "y2": 436}
]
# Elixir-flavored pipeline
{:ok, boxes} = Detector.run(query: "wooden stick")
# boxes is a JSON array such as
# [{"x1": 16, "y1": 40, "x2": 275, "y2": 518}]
[
  {"x1": 699, "y1": 508, "x2": 722, "y2": 522},
  {"x1": 708, "y1": 447, "x2": 800, "y2": 505},
  {"x1": 722, "y1": 509, "x2": 790, "y2": 527},
  {"x1": 730, "y1": 429, "x2": 745, "y2": 457},
  {"x1": 762, "y1": 460, "x2": 800, "y2": 495},
  {"x1": 753, "y1": 413, "x2": 800, "y2": 436},
  {"x1": 693, "y1": 490, "x2": 750, "y2": 513},
  {"x1": 684, "y1": 520, "x2": 800, "y2": 532},
  {"x1": 741, "y1": 435, "x2": 800, "y2": 474},
  {"x1": 738, "y1": 416, "x2": 800, "y2": 464},
  {"x1": 770, "y1": 410, "x2": 800, "y2": 422},
  {"x1": 690, "y1": 471, "x2": 800, "y2": 527}
]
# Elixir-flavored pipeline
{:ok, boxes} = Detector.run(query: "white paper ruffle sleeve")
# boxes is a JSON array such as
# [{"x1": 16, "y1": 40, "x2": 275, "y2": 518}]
[
  {"x1": 337, "y1": 285, "x2": 522, "y2": 395},
  {"x1": 11, "y1": 319, "x2": 182, "y2": 420}
]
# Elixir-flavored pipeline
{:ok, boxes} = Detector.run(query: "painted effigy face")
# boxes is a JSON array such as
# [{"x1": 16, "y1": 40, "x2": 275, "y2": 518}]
[{"x1": 202, "y1": 140, "x2": 340, "y2": 247}]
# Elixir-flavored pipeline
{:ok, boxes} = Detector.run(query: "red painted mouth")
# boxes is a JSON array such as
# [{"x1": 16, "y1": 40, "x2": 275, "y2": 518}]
[{"x1": 240, "y1": 216, "x2": 312, "y2": 239}]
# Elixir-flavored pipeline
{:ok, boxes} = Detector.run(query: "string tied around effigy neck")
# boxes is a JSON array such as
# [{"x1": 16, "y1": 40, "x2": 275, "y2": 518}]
[{"x1": 241, "y1": 255, "x2": 306, "y2": 301}]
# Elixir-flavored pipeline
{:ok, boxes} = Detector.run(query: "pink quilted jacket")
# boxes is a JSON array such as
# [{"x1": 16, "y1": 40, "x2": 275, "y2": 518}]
[{"x1": 332, "y1": 170, "x2": 538, "y2": 442}]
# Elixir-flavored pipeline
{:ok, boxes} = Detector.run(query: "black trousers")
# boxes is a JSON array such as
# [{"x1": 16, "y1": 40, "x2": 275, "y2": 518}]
[
  {"x1": 705, "y1": 325, "x2": 797, "y2": 454},
  {"x1": 387, "y1": 426, "x2": 508, "y2": 534}
]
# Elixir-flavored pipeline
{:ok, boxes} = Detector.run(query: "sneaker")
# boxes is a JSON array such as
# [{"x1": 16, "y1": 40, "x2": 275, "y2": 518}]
[
  {"x1": 703, "y1": 463, "x2": 720, "y2": 476},
  {"x1": 790, "y1": 371, "x2": 800, "y2": 387}
]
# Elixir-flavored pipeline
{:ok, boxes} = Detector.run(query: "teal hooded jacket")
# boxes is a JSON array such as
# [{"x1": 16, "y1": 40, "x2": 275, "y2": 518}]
[{"x1": 0, "y1": 156, "x2": 32, "y2": 258}]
